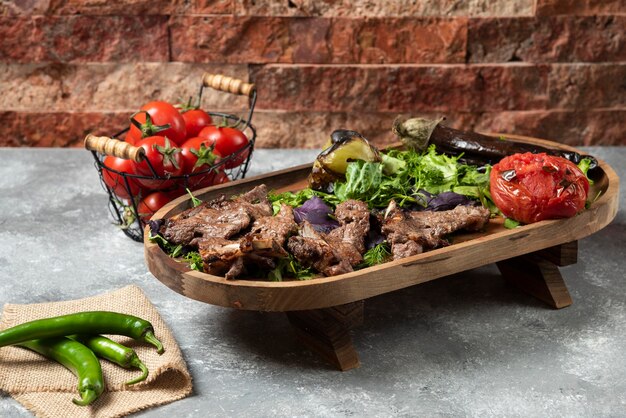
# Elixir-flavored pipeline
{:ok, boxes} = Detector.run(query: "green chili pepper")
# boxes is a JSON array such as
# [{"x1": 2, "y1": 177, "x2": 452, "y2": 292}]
[
  {"x1": 17, "y1": 337, "x2": 104, "y2": 406},
  {"x1": 68, "y1": 334, "x2": 149, "y2": 385},
  {"x1": 0, "y1": 311, "x2": 164, "y2": 354}
]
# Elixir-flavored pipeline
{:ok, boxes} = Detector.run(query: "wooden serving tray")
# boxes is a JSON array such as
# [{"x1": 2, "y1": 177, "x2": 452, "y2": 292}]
[{"x1": 145, "y1": 135, "x2": 619, "y2": 370}]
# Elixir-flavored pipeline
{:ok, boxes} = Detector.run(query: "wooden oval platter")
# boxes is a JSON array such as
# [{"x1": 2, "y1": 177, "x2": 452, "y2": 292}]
[{"x1": 145, "y1": 135, "x2": 619, "y2": 312}]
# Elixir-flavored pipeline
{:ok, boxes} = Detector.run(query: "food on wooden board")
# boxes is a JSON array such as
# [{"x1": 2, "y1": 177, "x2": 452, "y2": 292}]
[
  {"x1": 393, "y1": 116, "x2": 598, "y2": 171},
  {"x1": 490, "y1": 153, "x2": 590, "y2": 224},
  {"x1": 309, "y1": 129, "x2": 382, "y2": 191},
  {"x1": 383, "y1": 200, "x2": 490, "y2": 259},
  {"x1": 153, "y1": 184, "x2": 491, "y2": 280},
  {"x1": 151, "y1": 124, "x2": 597, "y2": 280}
]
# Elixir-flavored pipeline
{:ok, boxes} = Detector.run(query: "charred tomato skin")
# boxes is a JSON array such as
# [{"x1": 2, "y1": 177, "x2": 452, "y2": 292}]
[{"x1": 490, "y1": 152, "x2": 589, "y2": 224}]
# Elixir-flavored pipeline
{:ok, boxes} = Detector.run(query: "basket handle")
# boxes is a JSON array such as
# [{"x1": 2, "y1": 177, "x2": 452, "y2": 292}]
[
  {"x1": 202, "y1": 73, "x2": 256, "y2": 98},
  {"x1": 84, "y1": 134, "x2": 145, "y2": 162}
]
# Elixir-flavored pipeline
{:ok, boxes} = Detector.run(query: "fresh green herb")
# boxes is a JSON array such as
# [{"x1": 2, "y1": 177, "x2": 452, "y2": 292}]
[
  {"x1": 267, "y1": 255, "x2": 314, "y2": 281},
  {"x1": 269, "y1": 188, "x2": 341, "y2": 214},
  {"x1": 381, "y1": 153, "x2": 406, "y2": 175},
  {"x1": 184, "y1": 251, "x2": 204, "y2": 272},
  {"x1": 585, "y1": 189, "x2": 602, "y2": 209},
  {"x1": 330, "y1": 145, "x2": 494, "y2": 211},
  {"x1": 504, "y1": 218, "x2": 521, "y2": 229},
  {"x1": 186, "y1": 188, "x2": 202, "y2": 207},
  {"x1": 149, "y1": 232, "x2": 183, "y2": 256},
  {"x1": 268, "y1": 189, "x2": 316, "y2": 214},
  {"x1": 360, "y1": 242, "x2": 392, "y2": 268}
]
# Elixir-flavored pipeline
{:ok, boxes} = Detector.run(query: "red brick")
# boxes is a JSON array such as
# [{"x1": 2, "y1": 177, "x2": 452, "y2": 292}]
[
  {"x1": 0, "y1": 16, "x2": 168, "y2": 63},
  {"x1": 0, "y1": 111, "x2": 129, "y2": 147},
  {"x1": 249, "y1": 64, "x2": 549, "y2": 113},
  {"x1": 474, "y1": 110, "x2": 626, "y2": 146},
  {"x1": 330, "y1": 17, "x2": 467, "y2": 64},
  {"x1": 468, "y1": 16, "x2": 626, "y2": 63},
  {"x1": 536, "y1": 0, "x2": 626, "y2": 16},
  {"x1": 1, "y1": 0, "x2": 233, "y2": 16},
  {"x1": 549, "y1": 64, "x2": 626, "y2": 109},
  {"x1": 170, "y1": 16, "x2": 467, "y2": 64},
  {"x1": 0, "y1": 63, "x2": 249, "y2": 112},
  {"x1": 234, "y1": 0, "x2": 534, "y2": 17},
  {"x1": 170, "y1": 16, "x2": 293, "y2": 64}
]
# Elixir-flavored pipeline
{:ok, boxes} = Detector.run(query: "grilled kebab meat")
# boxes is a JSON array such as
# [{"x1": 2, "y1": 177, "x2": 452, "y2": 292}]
[
  {"x1": 288, "y1": 199, "x2": 370, "y2": 276},
  {"x1": 382, "y1": 200, "x2": 491, "y2": 259},
  {"x1": 158, "y1": 184, "x2": 491, "y2": 279},
  {"x1": 199, "y1": 203, "x2": 297, "y2": 279},
  {"x1": 160, "y1": 185, "x2": 296, "y2": 279},
  {"x1": 160, "y1": 184, "x2": 272, "y2": 245}
]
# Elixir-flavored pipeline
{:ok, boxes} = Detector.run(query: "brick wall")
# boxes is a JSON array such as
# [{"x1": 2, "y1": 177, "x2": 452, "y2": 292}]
[{"x1": 1, "y1": 0, "x2": 624, "y2": 148}]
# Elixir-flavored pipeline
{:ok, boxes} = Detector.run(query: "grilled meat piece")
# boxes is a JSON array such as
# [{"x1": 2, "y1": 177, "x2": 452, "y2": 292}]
[
  {"x1": 288, "y1": 222, "x2": 353, "y2": 277},
  {"x1": 327, "y1": 199, "x2": 370, "y2": 254},
  {"x1": 382, "y1": 200, "x2": 491, "y2": 259},
  {"x1": 324, "y1": 199, "x2": 370, "y2": 267},
  {"x1": 289, "y1": 200, "x2": 371, "y2": 276},
  {"x1": 247, "y1": 204, "x2": 298, "y2": 247},
  {"x1": 195, "y1": 202, "x2": 295, "y2": 280},
  {"x1": 160, "y1": 185, "x2": 272, "y2": 246}
]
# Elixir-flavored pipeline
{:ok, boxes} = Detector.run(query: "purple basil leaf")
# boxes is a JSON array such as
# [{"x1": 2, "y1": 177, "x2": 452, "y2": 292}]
[
  {"x1": 293, "y1": 196, "x2": 340, "y2": 233},
  {"x1": 426, "y1": 191, "x2": 474, "y2": 211},
  {"x1": 148, "y1": 219, "x2": 164, "y2": 236}
]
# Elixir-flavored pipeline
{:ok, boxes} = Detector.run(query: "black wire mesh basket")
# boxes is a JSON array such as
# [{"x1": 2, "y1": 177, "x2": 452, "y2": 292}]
[{"x1": 85, "y1": 73, "x2": 257, "y2": 242}]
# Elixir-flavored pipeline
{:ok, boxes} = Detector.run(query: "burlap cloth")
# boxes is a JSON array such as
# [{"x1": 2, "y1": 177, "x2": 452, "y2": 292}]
[{"x1": 0, "y1": 285, "x2": 193, "y2": 418}]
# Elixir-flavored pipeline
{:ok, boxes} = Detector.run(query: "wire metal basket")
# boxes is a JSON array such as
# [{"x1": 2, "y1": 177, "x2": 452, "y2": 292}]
[{"x1": 85, "y1": 73, "x2": 257, "y2": 242}]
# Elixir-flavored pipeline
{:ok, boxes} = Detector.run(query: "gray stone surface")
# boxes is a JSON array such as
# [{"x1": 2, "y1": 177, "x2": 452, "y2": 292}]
[{"x1": 0, "y1": 147, "x2": 624, "y2": 417}]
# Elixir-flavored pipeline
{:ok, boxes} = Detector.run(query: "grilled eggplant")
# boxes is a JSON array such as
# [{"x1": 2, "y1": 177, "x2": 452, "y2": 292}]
[{"x1": 393, "y1": 117, "x2": 598, "y2": 171}]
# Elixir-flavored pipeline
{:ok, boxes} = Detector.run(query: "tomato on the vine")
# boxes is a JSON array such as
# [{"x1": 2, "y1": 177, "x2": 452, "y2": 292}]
[
  {"x1": 490, "y1": 153, "x2": 589, "y2": 224},
  {"x1": 181, "y1": 109, "x2": 213, "y2": 139},
  {"x1": 102, "y1": 156, "x2": 143, "y2": 200},
  {"x1": 126, "y1": 101, "x2": 187, "y2": 146},
  {"x1": 137, "y1": 191, "x2": 176, "y2": 222},
  {"x1": 198, "y1": 125, "x2": 249, "y2": 169},
  {"x1": 180, "y1": 137, "x2": 223, "y2": 189},
  {"x1": 134, "y1": 136, "x2": 185, "y2": 190}
]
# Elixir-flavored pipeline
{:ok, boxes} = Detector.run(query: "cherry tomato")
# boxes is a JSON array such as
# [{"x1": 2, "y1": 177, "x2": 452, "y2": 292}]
[
  {"x1": 212, "y1": 171, "x2": 230, "y2": 185},
  {"x1": 101, "y1": 156, "x2": 142, "y2": 200},
  {"x1": 182, "y1": 109, "x2": 212, "y2": 139},
  {"x1": 198, "y1": 125, "x2": 249, "y2": 168},
  {"x1": 126, "y1": 101, "x2": 187, "y2": 146},
  {"x1": 180, "y1": 136, "x2": 223, "y2": 189},
  {"x1": 490, "y1": 153, "x2": 589, "y2": 224},
  {"x1": 134, "y1": 136, "x2": 185, "y2": 190},
  {"x1": 137, "y1": 191, "x2": 176, "y2": 222}
]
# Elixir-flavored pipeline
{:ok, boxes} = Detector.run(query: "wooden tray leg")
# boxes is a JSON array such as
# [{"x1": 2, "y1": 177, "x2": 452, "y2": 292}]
[
  {"x1": 496, "y1": 241, "x2": 577, "y2": 309},
  {"x1": 286, "y1": 300, "x2": 364, "y2": 371}
]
